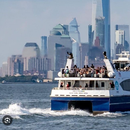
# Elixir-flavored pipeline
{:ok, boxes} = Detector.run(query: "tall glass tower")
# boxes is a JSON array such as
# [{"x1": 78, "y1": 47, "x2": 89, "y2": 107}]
[
  {"x1": 41, "y1": 36, "x2": 47, "y2": 57},
  {"x1": 92, "y1": 0, "x2": 110, "y2": 58},
  {"x1": 69, "y1": 18, "x2": 81, "y2": 67}
]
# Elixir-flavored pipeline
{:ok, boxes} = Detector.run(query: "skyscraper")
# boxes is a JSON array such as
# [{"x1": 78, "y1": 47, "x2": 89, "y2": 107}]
[
  {"x1": 69, "y1": 18, "x2": 80, "y2": 43},
  {"x1": 2, "y1": 62, "x2": 8, "y2": 77},
  {"x1": 22, "y1": 43, "x2": 40, "y2": 71},
  {"x1": 7, "y1": 55, "x2": 23, "y2": 76},
  {"x1": 92, "y1": 0, "x2": 110, "y2": 58},
  {"x1": 69, "y1": 18, "x2": 81, "y2": 67},
  {"x1": 115, "y1": 25, "x2": 129, "y2": 51},
  {"x1": 79, "y1": 43, "x2": 89, "y2": 67},
  {"x1": 72, "y1": 40, "x2": 80, "y2": 67},
  {"x1": 115, "y1": 30, "x2": 125, "y2": 46},
  {"x1": 48, "y1": 24, "x2": 72, "y2": 70},
  {"x1": 54, "y1": 43, "x2": 71, "y2": 71},
  {"x1": 95, "y1": 17, "x2": 104, "y2": 47},
  {"x1": 88, "y1": 25, "x2": 93, "y2": 47},
  {"x1": 41, "y1": 36, "x2": 47, "y2": 57}
]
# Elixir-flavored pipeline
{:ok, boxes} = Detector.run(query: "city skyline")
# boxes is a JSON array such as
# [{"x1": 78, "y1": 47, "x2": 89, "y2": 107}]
[{"x1": 0, "y1": 0, "x2": 130, "y2": 66}]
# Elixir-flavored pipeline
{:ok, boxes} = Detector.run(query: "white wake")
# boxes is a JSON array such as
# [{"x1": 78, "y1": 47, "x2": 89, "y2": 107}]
[{"x1": 0, "y1": 103, "x2": 128, "y2": 118}]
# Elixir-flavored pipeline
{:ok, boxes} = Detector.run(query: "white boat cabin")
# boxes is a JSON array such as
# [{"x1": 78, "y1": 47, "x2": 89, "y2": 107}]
[{"x1": 54, "y1": 78, "x2": 115, "y2": 90}]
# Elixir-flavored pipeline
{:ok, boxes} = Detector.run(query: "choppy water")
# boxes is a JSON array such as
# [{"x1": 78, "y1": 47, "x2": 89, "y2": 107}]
[{"x1": 0, "y1": 83, "x2": 130, "y2": 130}]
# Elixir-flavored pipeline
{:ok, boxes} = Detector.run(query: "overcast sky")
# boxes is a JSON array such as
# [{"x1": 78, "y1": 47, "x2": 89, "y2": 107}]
[{"x1": 0, "y1": 0, "x2": 130, "y2": 66}]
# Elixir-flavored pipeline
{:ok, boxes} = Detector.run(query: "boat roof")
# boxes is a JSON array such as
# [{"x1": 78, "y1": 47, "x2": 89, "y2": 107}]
[{"x1": 55, "y1": 77, "x2": 114, "y2": 81}]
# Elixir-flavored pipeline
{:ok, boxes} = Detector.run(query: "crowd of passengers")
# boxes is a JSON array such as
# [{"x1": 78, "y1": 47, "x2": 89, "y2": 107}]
[{"x1": 62, "y1": 64, "x2": 108, "y2": 78}]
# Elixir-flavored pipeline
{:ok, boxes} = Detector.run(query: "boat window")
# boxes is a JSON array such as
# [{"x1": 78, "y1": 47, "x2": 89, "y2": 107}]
[
  {"x1": 96, "y1": 81, "x2": 99, "y2": 87},
  {"x1": 120, "y1": 79, "x2": 130, "y2": 91},
  {"x1": 114, "y1": 63, "x2": 119, "y2": 70},
  {"x1": 101, "y1": 82, "x2": 104, "y2": 87},
  {"x1": 68, "y1": 82, "x2": 71, "y2": 87},
  {"x1": 73, "y1": 81, "x2": 79, "y2": 87},
  {"x1": 121, "y1": 64, "x2": 125, "y2": 69},
  {"x1": 89, "y1": 81, "x2": 94, "y2": 87},
  {"x1": 85, "y1": 83, "x2": 88, "y2": 87}
]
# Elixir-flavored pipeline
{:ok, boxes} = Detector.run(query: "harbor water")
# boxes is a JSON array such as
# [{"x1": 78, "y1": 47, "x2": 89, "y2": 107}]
[{"x1": 0, "y1": 83, "x2": 130, "y2": 130}]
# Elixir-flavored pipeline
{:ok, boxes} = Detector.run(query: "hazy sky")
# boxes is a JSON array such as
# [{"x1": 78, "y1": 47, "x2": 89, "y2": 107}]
[{"x1": 0, "y1": 0, "x2": 130, "y2": 66}]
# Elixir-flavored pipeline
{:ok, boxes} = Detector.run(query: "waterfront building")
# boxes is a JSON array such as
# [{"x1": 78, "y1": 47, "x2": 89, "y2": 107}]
[
  {"x1": 92, "y1": 0, "x2": 110, "y2": 58},
  {"x1": 2, "y1": 62, "x2": 8, "y2": 77},
  {"x1": 48, "y1": 24, "x2": 72, "y2": 70},
  {"x1": 7, "y1": 55, "x2": 23, "y2": 76},
  {"x1": 40, "y1": 57, "x2": 51, "y2": 72},
  {"x1": 41, "y1": 36, "x2": 47, "y2": 57},
  {"x1": 115, "y1": 25, "x2": 129, "y2": 51},
  {"x1": 22, "y1": 43, "x2": 40, "y2": 71}
]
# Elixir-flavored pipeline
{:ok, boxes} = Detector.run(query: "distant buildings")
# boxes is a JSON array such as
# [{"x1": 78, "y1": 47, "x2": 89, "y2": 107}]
[
  {"x1": 69, "y1": 18, "x2": 80, "y2": 43},
  {"x1": 88, "y1": 25, "x2": 93, "y2": 47},
  {"x1": 48, "y1": 24, "x2": 72, "y2": 70},
  {"x1": 22, "y1": 42, "x2": 51, "y2": 76},
  {"x1": 79, "y1": 43, "x2": 89, "y2": 67},
  {"x1": 41, "y1": 36, "x2": 47, "y2": 57},
  {"x1": 22, "y1": 43, "x2": 40, "y2": 72},
  {"x1": 2, "y1": 62, "x2": 8, "y2": 77},
  {"x1": 115, "y1": 30, "x2": 125, "y2": 46},
  {"x1": 54, "y1": 43, "x2": 71, "y2": 71},
  {"x1": 84, "y1": 0, "x2": 111, "y2": 67},
  {"x1": 115, "y1": 25, "x2": 129, "y2": 54},
  {"x1": 7, "y1": 55, "x2": 23, "y2": 76},
  {"x1": 69, "y1": 18, "x2": 80, "y2": 67},
  {"x1": 94, "y1": 17, "x2": 105, "y2": 48},
  {"x1": 92, "y1": 0, "x2": 111, "y2": 58}
]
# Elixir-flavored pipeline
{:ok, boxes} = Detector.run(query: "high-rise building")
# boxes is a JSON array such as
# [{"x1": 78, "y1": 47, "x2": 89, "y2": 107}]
[
  {"x1": 115, "y1": 25, "x2": 129, "y2": 51},
  {"x1": 22, "y1": 43, "x2": 40, "y2": 71},
  {"x1": 72, "y1": 40, "x2": 80, "y2": 67},
  {"x1": 69, "y1": 18, "x2": 81, "y2": 67},
  {"x1": 79, "y1": 43, "x2": 89, "y2": 68},
  {"x1": 2, "y1": 62, "x2": 8, "y2": 77},
  {"x1": 28, "y1": 57, "x2": 40, "y2": 72},
  {"x1": 40, "y1": 57, "x2": 51, "y2": 72},
  {"x1": 92, "y1": 0, "x2": 110, "y2": 58},
  {"x1": 95, "y1": 17, "x2": 104, "y2": 47},
  {"x1": 115, "y1": 30, "x2": 125, "y2": 46},
  {"x1": 48, "y1": 24, "x2": 72, "y2": 70},
  {"x1": 41, "y1": 36, "x2": 47, "y2": 57},
  {"x1": 7, "y1": 55, "x2": 23, "y2": 76},
  {"x1": 54, "y1": 43, "x2": 71, "y2": 71},
  {"x1": 88, "y1": 25, "x2": 93, "y2": 47},
  {"x1": 69, "y1": 18, "x2": 80, "y2": 43}
]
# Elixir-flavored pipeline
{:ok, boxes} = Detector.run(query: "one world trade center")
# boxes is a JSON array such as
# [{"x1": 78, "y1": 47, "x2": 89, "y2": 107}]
[{"x1": 92, "y1": 0, "x2": 111, "y2": 58}]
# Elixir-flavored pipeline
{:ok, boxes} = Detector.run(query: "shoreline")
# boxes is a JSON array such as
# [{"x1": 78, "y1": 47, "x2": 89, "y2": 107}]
[{"x1": 0, "y1": 82, "x2": 58, "y2": 84}]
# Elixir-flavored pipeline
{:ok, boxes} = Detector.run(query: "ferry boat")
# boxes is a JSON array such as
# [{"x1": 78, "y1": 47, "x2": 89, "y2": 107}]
[{"x1": 50, "y1": 51, "x2": 130, "y2": 114}]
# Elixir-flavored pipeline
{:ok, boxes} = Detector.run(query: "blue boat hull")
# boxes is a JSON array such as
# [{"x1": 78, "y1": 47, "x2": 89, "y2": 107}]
[{"x1": 51, "y1": 96, "x2": 130, "y2": 113}]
